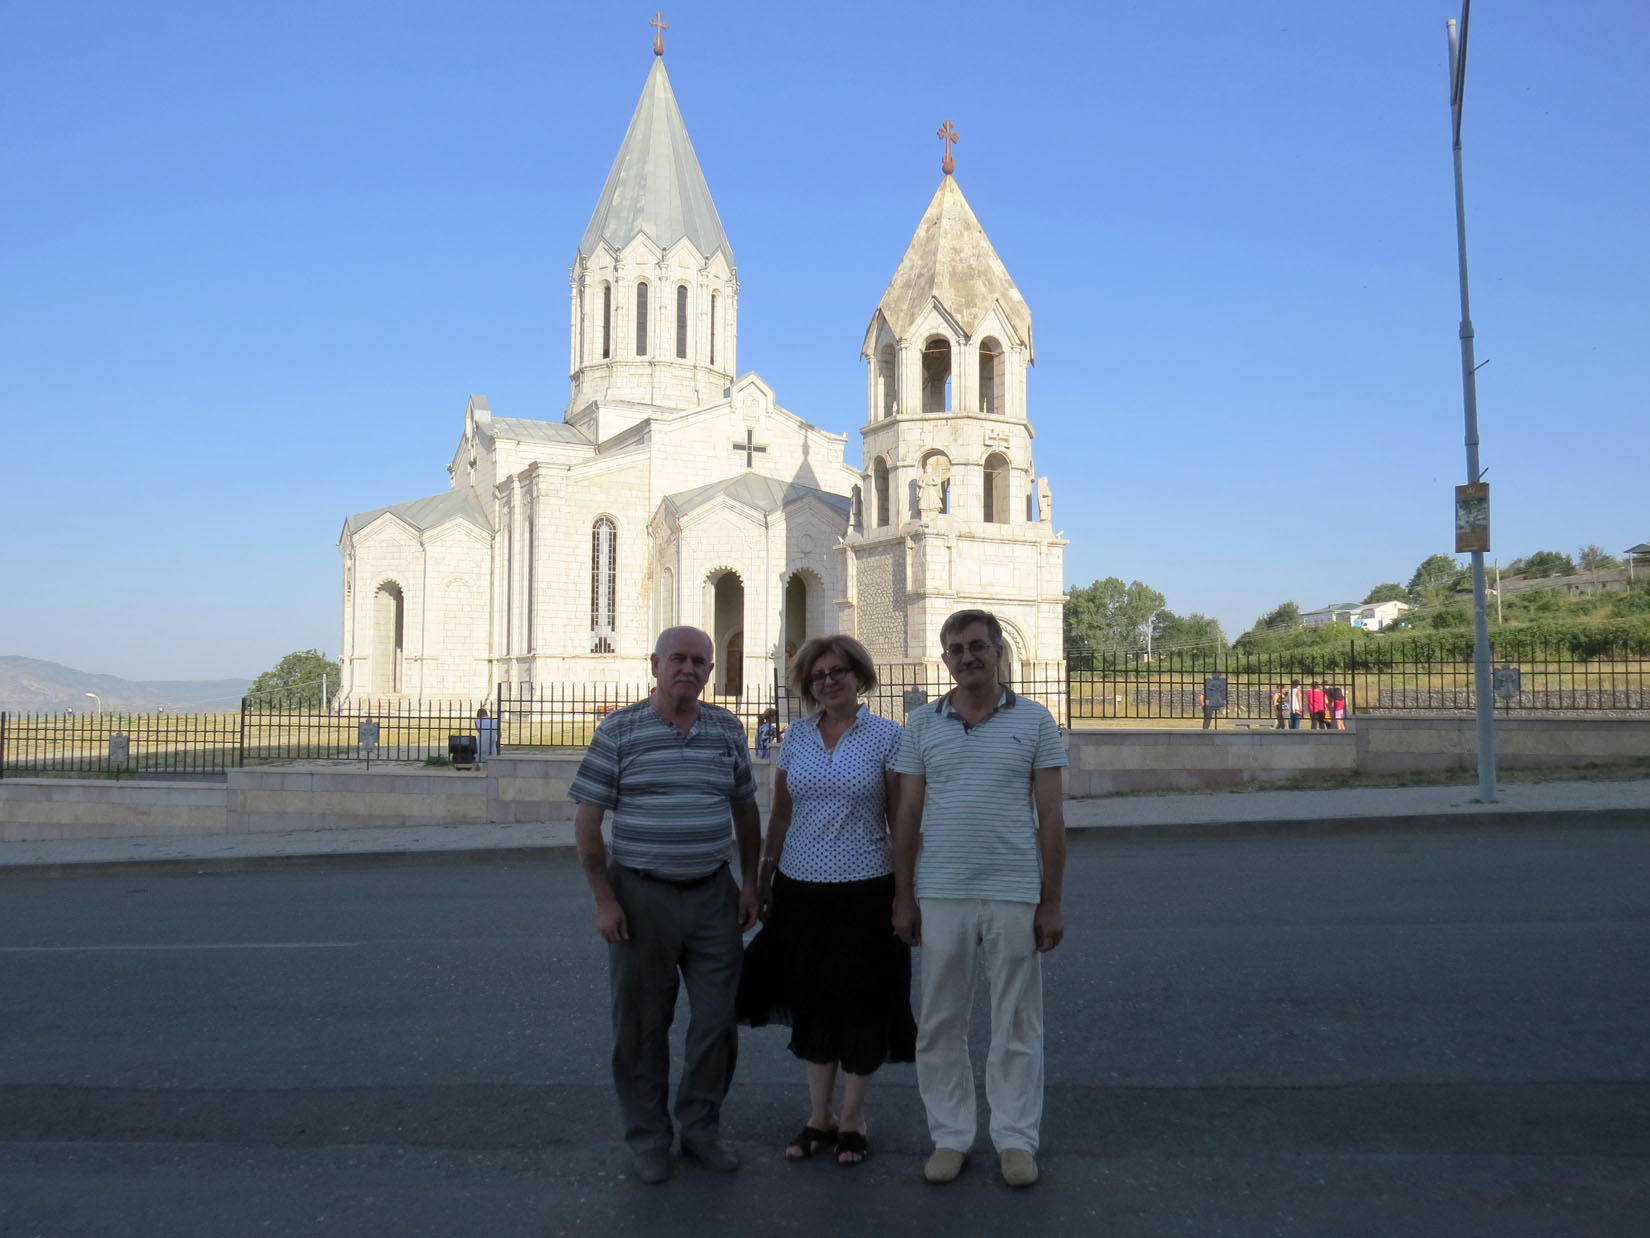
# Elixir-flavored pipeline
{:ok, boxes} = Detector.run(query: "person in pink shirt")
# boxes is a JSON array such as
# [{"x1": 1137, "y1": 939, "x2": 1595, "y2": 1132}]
[{"x1": 1305, "y1": 683, "x2": 1327, "y2": 729}]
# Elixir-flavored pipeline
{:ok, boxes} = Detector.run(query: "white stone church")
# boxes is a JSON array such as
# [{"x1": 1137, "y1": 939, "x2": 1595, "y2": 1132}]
[{"x1": 337, "y1": 46, "x2": 1066, "y2": 705}]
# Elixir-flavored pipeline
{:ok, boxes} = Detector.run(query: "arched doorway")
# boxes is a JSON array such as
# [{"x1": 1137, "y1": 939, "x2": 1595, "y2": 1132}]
[
  {"x1": 711, "y1": 570, "x2": 745, "y2": 695},
  {"x1": 785, "y1": 573, "x2": 808, "y2": 664},
  {"x1": 371, "y1": 581, "x2": 404, "y2": 694}
]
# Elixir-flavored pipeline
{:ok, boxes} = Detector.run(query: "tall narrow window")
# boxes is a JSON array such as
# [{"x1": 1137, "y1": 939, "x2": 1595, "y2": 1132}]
[
  {"x1": 921, "y1": 338, "x2": 952, "y2": 412},
  {"x1": 524, "y1": 502, "x2": 536, "y2": 653},
  {"x1": 709, "y1": 291, "x2": 718, "y2": 365},
  {"x1": 873, "y1": 458, "x2": 890, "y2": 529},
  {"x1": 984, "y1": 453, "x2": 1010, "y2": 524},
  {"x1": 591, "y1": 517, "x2": 616, "y2": 653},
  {"x1": 676, "y1": 285, "x2": 688, "y2": 358},
  {"x1": 601, "y1": 283, "x2": 611, "y2": 359},
  {"x1": 979, "y1": 337, "x2": 1004, "y2": 414},
  {"x1": 878, "y1": 344, "x2": 897, "y2": 418},
  {"x1": 635, "y1": 282, "x2": 648, "y2": 356},
  {"x1": 577, "y1": 288, "x2": 586, "y2": 364}
]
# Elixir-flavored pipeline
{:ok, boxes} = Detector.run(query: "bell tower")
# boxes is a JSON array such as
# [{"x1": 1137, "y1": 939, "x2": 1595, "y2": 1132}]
[{"x1": 844, "y1": 123, "x2": 1066, "y2": 678}]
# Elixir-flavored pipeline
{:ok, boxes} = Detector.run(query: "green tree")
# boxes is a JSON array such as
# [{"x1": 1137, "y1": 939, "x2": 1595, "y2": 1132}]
[
  {"x1": 1407, "y1": 554, "x2": 1467, "y2": 604},
  {"x1": 1507, "y1": 549, "x2": 1575, "y2": 579},
  {"x1": 1064, "y1": 577, "x2": 1166, "y2": 655},
  {"x1": 248, "y1": 650, "x2": 341, "y2": 709},
  {"x1": 1151, "y1": 610, "x2": 1227, "y2": 653},
  {"x1": 1578, "y1": 544, "x2": 1620, "y2": 571},
  {"x1": 1261, "y1": 601, "x2": 1301, "y2": 630},
  {"x1": 1363, "y1": 582, "x2": 1408, "y2": 604}
]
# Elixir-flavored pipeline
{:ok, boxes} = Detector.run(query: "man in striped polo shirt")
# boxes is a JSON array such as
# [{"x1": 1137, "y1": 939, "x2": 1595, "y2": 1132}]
[
  {"x1": 892, "y1": 609, "x2": 1068, "y2": 1189},
  {"x1": 571, "y1": 626, "x2": 762, "y2": 1185}
]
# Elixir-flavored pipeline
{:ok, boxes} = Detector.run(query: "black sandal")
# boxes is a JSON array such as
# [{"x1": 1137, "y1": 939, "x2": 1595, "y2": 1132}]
[
  {"x1": 836, "y1": 1130, "x2": 869, "y2": 1166},
  {"x1": 785, "y1": 1125, "x2": 838, "y2": 1159}
]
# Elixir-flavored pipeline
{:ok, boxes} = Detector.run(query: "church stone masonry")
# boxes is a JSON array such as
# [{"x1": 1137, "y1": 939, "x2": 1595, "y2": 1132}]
[{"x1": 336, "y1": 47, "x2": 1065, "y2": 705}]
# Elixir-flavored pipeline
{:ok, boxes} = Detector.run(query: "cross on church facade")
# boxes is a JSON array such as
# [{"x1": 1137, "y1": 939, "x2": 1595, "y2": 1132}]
[
  {"x1": 937, "y1": 119, "x2": 959, "y2": 175},
  {"x1": 732, "y1": 429, "x2": 768, "y2": 469},
  {"x1": 651, "y1": 11, "x2": 668, "y2": 55}
]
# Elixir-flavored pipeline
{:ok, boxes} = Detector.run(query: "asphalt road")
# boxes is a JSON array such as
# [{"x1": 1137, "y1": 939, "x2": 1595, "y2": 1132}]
[{"x1": 1, "y1": 824, "x2": 1646, "y2": 1236}]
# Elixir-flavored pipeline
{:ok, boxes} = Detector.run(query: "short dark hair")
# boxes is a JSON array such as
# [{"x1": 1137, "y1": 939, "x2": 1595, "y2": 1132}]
[
  {"x1": 788, "y1": 635, "x2": 878, "y2": 711},
  {"x1": 939, "y1": 609, "x2": 1003, "y2": 648}
]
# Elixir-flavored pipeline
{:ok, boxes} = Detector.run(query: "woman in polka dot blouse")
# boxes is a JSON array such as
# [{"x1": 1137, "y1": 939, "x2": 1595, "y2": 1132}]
[{"x1": 737, "y1": 634, "x2": 914, "y2": 1166}]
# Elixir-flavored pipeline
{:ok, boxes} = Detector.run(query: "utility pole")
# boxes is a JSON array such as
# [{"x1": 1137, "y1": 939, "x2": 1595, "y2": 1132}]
[{"x1": 1448, "y1": 0, "x2": 1497, "y2": 802}]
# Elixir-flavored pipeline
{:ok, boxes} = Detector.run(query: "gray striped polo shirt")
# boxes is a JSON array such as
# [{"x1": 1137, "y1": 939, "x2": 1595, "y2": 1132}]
[
  {"x1": 569, "y1": 698, "x2": 757, "y2": 879},
  {"x1": 893, "y1": 688, "x2": 1068, "y2": 903}
]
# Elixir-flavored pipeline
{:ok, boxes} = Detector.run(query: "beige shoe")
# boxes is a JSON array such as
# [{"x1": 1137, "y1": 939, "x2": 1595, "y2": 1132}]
[
  {"x1": 1000, "y1": 1147, "x2": 1039, "y2": 1187},
  {"x1": 924, "y1": 1146, "x2": 967, "y2": 1184}
]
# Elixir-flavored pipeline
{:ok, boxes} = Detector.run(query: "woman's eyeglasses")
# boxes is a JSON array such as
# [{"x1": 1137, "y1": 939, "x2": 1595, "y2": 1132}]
[{"x1": 808, "y1": 666, "x2": 854, "y2": 686}]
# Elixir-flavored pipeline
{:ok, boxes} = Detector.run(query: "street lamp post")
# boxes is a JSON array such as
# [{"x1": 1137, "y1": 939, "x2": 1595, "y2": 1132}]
[
  {"x1": 83, "y1": 691, "x2": 102, "y2": 718},
  {"x1": 1447, "y1": 0, "x2": 1497, "y2": 803}
]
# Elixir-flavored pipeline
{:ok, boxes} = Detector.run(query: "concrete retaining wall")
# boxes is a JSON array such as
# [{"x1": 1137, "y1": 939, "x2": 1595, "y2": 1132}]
[
  {"x1": 0, "y1": 719, "x2": 1638, "y2": 839},
  {"x1": 1355, "y1": 715, "x2": 1650, "y2": 773},
  {"x1": 0, "y1": 779, "x2": 227, "y2": 842},
  {"x1": 0, "y1": 755, "x2": 778, "y2": 841},
  {"x1": 1065, "y1": 728, "x2": 1357, "y2": 796},
  {"x1": 227, "y1": 768, "x2": 489, "y2": 832}
]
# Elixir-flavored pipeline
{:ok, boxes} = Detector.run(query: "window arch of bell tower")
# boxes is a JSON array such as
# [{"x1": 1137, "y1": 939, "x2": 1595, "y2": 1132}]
[{"x1": 921, "y1": 337, "x2": 952, "y2": 413}]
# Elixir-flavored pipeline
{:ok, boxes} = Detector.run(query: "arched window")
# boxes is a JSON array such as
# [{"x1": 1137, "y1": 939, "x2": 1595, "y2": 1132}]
[
  {"x1": 979, "y1": 337, "x2": 1004, "y2": 414},
  {"x1": 577, "y1": 288, "x2": 585, "y2": 364},
  {"x1": 590, "y1": 517, "x2": 616, "y2": 653},
  {"x1": 370, "y1": 582, "x2": 404, "y2": 694},
  {"x1": 873, "y1": 458, "x2": 890, "y2": 529},
  {"x1": 921, "y1": 337, "x2": 951, "y2": 412},
  {"x1": 877, "y1": 344, "x2": 897, "y2": 419},
  {"x1": 635, "y1": 282, "x2": 649, "y2": 356},
  {"x1": 675, "y1": 285, "x2": 689, "y2": 359},
  {"x1": 601, "y1": 283, "x2": 612, "y2": 359},
  {"x1": 709, "y1": 291, "x2": 719, "y2": 365},
  {"x1": 983, "y1": 453, "x2": 1010, "y2": 524}
]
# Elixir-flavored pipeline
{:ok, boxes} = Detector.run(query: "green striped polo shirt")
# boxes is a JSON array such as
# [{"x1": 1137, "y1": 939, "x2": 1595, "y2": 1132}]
[
  {"x1": 569, "y1": 698, "x2": 757, "y2": 879},
  {"x1": 893, "y1": 688, "x2": 1068, "y2": 903}
]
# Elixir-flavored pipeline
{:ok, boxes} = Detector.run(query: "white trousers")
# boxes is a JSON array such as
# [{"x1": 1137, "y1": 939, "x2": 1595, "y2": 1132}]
[{"x1": 916, "y1": 897, "x2": 1043, "y2": 1154}]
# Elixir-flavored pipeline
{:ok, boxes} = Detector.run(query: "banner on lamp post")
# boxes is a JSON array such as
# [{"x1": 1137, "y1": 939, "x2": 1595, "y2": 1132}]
[{"x1": 1455, "y1": 483, "x2": 1490, "y2": 553}]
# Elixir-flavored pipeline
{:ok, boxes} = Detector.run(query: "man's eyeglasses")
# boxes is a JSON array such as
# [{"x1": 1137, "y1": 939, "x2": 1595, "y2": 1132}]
[
  {"x1": 944, "y1": 640, "x2": 997, "y2": 659},
  {"x1": 808, "y1": 666, "x2": 854, "y2": 686}
]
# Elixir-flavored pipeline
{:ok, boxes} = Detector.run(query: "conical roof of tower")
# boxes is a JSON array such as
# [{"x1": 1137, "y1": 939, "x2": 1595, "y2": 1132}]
[
  {"x1": 577, "y1": 58, "x2": 733, "y2": 265},
  {"x1": 872, "y1": 176, "x2": 1031, "y2": 359}
]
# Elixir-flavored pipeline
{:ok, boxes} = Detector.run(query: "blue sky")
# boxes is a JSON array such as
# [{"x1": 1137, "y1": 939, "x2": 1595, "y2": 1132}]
[{"x1": 3, "y1": 1, "x2": 1646, "y2": 681}]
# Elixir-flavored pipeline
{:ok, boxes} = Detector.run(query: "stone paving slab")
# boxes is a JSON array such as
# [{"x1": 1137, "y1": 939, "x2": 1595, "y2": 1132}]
[{"x1": 1, "y1": 779, "x2": 1646, "y2": 877}]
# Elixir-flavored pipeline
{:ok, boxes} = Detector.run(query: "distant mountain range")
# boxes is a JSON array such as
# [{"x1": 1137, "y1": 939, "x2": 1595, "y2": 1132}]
[{"x1": 0, "y1": 657, "x2": 251, "y2": 715}]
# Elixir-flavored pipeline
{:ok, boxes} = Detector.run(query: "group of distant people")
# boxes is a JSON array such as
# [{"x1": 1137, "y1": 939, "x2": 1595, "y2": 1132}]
[
  {"x1": 1274, "y1": 680, "x2": 1347, "y2": 730},
  {"x1": 570, "y1": 611, "x2": 1066, "y2": 1189}
]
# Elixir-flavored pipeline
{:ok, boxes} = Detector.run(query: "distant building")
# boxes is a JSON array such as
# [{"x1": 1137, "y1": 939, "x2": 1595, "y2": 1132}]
[{"x1": 1301, "y1": 600, "x2": 1410, "y2": 631}]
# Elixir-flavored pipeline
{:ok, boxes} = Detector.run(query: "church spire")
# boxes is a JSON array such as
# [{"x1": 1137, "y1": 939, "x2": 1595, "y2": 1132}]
[
  {"x1": 575, "y1": 56, "x2": 733, "y2": 266},
  {"x1": 869, "y1": 174, "x2": 1032, "y2": 360}
]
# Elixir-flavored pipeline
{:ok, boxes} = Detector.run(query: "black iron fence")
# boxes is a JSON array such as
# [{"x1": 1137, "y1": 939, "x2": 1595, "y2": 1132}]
[
  {"x1": 1067, "y1": 638, "x2": 1650, "y2": 722},
  {"x1": 3, "y1": 638, "x2": 1644, "y2": 777}
]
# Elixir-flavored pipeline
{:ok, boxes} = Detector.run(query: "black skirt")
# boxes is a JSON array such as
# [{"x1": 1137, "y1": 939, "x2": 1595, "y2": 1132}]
[{"x1": 737, "y1": 870, "x2": 916, "y2": 1076}]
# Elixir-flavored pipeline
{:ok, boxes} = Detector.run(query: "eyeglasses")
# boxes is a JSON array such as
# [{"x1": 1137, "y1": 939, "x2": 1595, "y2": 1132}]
[
  {"x1": 808, "y1": 666, "x2": 854, "y2": 686},
  {"x1": 944, "y1": 640, "x2": 998, "y2": 659}
]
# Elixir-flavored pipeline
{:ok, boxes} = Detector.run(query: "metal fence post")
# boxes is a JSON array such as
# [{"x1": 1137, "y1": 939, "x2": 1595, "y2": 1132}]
[{"x1": 238, "y1": 697, "x2": 248, "y2": 768}]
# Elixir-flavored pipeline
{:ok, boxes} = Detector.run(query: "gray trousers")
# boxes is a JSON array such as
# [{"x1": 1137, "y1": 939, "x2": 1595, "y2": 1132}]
[{"x1": 607, "y1": 863, "x2": 743, "y2": 1155}]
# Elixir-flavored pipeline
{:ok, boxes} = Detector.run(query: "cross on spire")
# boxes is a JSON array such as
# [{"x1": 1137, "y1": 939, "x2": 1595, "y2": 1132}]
[
  {"x1": 732, "y1": 429, "x2": 768, "y2": 469},
  {"x1": 651, "y1": 11, "x2": 668, "y2": 56},
  {"x1": 937, "y1": 119, "x2": 959, "y2": 175}
]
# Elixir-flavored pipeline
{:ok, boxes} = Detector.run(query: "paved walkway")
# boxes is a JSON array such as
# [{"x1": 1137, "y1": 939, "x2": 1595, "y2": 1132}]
[{"x1": 4, "y1": 776, "x2": 1648, "y2": 876}]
